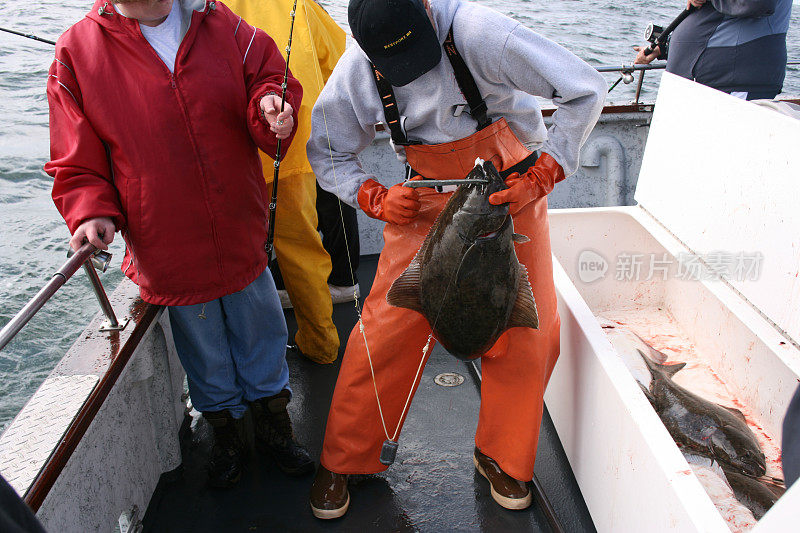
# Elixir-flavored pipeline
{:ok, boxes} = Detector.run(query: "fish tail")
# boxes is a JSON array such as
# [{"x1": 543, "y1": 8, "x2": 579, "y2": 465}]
[{"x1": 637, "y1": 349, "x2": 686, "y2": 377}]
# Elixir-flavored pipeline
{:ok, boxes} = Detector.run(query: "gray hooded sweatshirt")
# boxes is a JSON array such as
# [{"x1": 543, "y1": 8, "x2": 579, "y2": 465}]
[{"x1": 307, "y1": 0, "x2": 607, "y2": 207}]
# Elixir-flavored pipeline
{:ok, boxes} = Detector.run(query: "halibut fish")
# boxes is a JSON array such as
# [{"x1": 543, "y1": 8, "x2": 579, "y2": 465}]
[
  {"x1": 639, "y1": 351, "x2": 767, "y2": 477},
  {"x1": 600, "y1": 321, "x2": 766, "y2": 477},
  {"x1": 722, "y1": 466, "x2": 784, "y2": 520},
  {"x1": 386, "y1": 160, "x2": 539, "y2": 360}
]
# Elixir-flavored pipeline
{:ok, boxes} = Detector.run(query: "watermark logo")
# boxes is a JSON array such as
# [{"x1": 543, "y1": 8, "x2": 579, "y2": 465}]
[
  {"x1": 578, "y1": 250, "x2": 609, "y2": 283},
  {"x1": 575, "y1": 249, "x2": 763, "y2": 283}
]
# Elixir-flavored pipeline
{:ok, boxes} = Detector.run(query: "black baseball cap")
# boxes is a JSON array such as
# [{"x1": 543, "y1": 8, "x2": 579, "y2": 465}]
[{"x1": 348, "y1": 0, "x2": 442, "y2": 87}]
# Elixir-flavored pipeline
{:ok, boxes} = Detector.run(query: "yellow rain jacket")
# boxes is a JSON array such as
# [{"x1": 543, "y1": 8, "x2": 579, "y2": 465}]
[
  {"x1": 226, "y1": 0, "x2": 346, "y2": 363},
  {"x1": 226, "y1": 0, "x2": 345, "y2": 177}
]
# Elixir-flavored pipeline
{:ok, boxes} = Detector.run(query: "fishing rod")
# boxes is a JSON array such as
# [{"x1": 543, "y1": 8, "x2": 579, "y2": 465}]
[
  {"x1": 606, "y1": 63, "x2": 667, "y2": 93},
  {"x1": 642, "y1": 5, "x2": 697, "y2": 56},
  {"x1": 265, "y1": 0, "x2": 299, "y2": 260},
  {"x1": 608, "y1": 5, "x2": 697, "y2": 93},
  {"x1": 601, "y1": 61, "x2": 800, "y2": 74},
  {"x1": 0, "y1": 26, "x2": 56, "y2": 45},
  {"x1": 606, "y1": 60, "x2": 800, "y2": 94}
]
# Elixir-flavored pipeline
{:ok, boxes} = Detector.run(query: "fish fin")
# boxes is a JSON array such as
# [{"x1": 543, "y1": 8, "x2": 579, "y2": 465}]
[
  {"x1": 648, "y1": 346, "x2": 671, "y2": 364},
  {"x1": 386, "y1": 258, "x2": 424, "y2": 313},
  {"x1": 632, "y1": 331, "x2": 670, "y2": 363},
  {"x1": 722, "y1": 405, "x2": 748, "y2": 424},
  {"x1": 389, "y1": 216, "x2": 436, "y2": 309},
  {"x1": 661, "y1": 362, "x2": 686, "y2": 377},
  {"x1": 416, "y1": 227, "x2": 434, "y2": 260},
  {"x1": 757, "y1": 477, "x2": 787, "y2": 497},
  {"x1": 512, "y1": 233, "x2": 530, "y2": 244},
  {"x1": 507, "y1": 265, "x2": 539, "y2": 330},
  {"x1": 638, "y1": 382, "x2": 657, "y2": 406},
  {"x1": 637, "y1": 350, "x2": 686, "y2": 377},
  {"x1": 637, "y1": 349, "x2": 658, "y2": 374}
]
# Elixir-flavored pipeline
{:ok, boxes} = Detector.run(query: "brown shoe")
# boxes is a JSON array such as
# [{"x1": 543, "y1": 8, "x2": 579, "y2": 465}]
[
  {"x1": 473, "y1": 447, "x2": 532, "y2": 510},
  {"x1": 309, "y1": 464, "x2": 350, "y2": 519}
]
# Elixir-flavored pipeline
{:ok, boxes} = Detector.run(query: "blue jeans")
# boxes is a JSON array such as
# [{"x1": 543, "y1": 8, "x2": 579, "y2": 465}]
[{"x1": 168, "y1": 268, "x2": 289, "y2": 418}]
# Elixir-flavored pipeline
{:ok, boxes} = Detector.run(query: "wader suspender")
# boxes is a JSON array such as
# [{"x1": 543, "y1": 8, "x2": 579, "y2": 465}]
[
  {"x1": 370, "y1": 26, "x2": 492, "y2": 147},
  {"x1": 371, "y1": 67, "x2": 420, "y2": 147},
  {"x1": 370, "y1": 26, "x2": 537, "y2": 178},
  {"x1": 442, "y1": 28, "x2": 492, "y2": 130}
]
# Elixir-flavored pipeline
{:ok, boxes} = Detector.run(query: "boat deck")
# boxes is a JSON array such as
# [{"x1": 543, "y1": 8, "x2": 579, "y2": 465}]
[{"x1": 142, "y1": 256, "x2": 594, "y2": 532}]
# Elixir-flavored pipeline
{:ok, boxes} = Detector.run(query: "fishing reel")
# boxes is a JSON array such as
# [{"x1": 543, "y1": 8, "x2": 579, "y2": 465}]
[
  {"x1": 643, "y1": 21, "x2": 669, "y2": 59},
  {"x1": 644, "y1": 22, "x2": 664, "y2": 46}
]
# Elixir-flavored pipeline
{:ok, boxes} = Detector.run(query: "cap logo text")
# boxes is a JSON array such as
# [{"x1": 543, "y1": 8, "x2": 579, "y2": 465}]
[{"x1": 384, "y1": 30, "x2": 412, "y2": 50}]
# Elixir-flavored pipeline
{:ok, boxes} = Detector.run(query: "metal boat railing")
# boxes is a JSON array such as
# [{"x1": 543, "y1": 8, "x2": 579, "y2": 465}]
[
  {"x1": 600, "y1": 61, "x2": 800, "y2": 105},
  {"x1": 600, "y1": 62, "x2": 667, "y2": 104},
  {"x1": 0, "y1": 243, "x2": 127, "y2": 353},
  {"x1": 0, "y1": 242, "x2": 160, "y2": 513}
]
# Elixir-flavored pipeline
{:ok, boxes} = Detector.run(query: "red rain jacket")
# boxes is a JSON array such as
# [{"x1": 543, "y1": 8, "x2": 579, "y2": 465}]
[{"x1": 45, "y1": 0, "x2": 301, "y2": 306}]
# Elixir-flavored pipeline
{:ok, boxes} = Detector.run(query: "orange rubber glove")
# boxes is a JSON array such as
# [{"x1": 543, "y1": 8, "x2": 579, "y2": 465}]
[
  {"x1": 357, "y1": 178, "x2": 421, "y2": 225},
  {"x1": 488, "y1": 152, "x2": 566, "y2": 214}
]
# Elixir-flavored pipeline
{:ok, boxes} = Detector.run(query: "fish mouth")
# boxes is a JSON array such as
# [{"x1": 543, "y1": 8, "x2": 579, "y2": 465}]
[
  {"x1": 724, "y1": 451, "x2": 766, "y2": 477},
  {"x1": 476, "y1": 216, "x2": 509, "y2": 240},
  {"x1": 740, "y1": 456, "x2": 767, "y2": 477}
]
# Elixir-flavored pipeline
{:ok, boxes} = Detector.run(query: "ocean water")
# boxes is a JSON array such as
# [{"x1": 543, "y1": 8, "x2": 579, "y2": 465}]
[{"x1": 0, "y1": 0, "x2": 799, "y2": 431}]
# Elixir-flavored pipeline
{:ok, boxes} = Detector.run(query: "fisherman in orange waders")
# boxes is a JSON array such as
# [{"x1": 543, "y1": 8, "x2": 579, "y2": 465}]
[{"x1": 306, "y1": 0, "x2": 606, "y2": 518}]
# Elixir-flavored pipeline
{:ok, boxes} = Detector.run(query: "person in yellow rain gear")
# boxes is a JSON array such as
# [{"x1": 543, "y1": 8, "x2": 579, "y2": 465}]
[{"x1": 227, "y1": 0, "x2": 345, "y2": 364}]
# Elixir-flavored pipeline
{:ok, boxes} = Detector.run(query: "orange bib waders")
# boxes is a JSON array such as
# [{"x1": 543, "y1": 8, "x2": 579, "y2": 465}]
[{"x1": 319, "y1": 118, "x2": 560, "y2": 482}]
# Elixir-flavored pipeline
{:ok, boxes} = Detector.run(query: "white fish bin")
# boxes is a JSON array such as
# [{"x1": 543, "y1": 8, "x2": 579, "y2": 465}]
[{"x1": 546, "y1": 73, "x2": 800, "y2": 532}]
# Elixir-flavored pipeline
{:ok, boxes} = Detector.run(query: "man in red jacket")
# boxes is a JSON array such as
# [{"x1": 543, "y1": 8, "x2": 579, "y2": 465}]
[{"x1": 45, "y1": 0, "x2": 311, "y2": 488}]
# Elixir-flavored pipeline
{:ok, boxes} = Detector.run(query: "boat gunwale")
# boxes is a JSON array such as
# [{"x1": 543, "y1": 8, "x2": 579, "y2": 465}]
[{"x1": 10, "y1": 280, "x2": 162, "y2": 512}]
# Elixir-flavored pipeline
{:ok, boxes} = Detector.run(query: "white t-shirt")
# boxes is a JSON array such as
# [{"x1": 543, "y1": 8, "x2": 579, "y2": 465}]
[{"x1": 139, "y1": 0, "x2": 183, "y2": 73}]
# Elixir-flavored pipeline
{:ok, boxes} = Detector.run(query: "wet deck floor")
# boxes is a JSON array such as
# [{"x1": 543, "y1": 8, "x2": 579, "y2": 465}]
[{"x1": 142, "y1": 255, "x2": 595, "y2": 532}]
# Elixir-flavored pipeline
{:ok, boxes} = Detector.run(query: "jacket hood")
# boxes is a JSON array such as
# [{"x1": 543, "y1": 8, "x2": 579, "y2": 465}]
[{"x1": 85, "y1": 0, "x2": 210, "y2": 34}]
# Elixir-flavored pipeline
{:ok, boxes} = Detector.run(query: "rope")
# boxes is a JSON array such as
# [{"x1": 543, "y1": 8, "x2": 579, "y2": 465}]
[{"x1": 302, "y1": 3, "x2": 437, "y2": 445}]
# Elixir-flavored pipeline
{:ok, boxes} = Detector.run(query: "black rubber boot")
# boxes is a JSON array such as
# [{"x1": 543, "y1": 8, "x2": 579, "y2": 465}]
[
  {"x1": 252, "y1": 390, "x2": 314, "y2": 475},
  {"x1": 203, "y1": 410, "x2": 246, "y2": 488}
]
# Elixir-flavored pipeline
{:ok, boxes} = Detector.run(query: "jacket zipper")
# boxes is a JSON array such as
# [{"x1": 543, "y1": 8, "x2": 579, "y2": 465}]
[
  {"x1": 136, "y1": 6, "x2": 229, "y2": 283},
  {"x1": 168, "y1": 73, "x2": 228, "y2": 281}
]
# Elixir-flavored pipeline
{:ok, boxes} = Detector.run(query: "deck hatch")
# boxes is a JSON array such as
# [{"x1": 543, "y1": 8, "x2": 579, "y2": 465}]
[{"x1": 434, "y1": 372, "x2": 465, "y2": 387}]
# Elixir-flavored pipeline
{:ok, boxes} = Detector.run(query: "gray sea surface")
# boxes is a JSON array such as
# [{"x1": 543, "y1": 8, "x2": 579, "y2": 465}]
[{"x1": 1, "y1": 0, "x2": 799, "y2": 431}]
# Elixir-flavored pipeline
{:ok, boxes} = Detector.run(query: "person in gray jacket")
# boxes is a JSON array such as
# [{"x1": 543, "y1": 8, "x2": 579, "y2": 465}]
[
  {"x1": 635, "y1": 0, "x2": 791, "y2": 100},
  {"x1": 306, "y1": 0, "x2": 605, "y2": 518}
]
